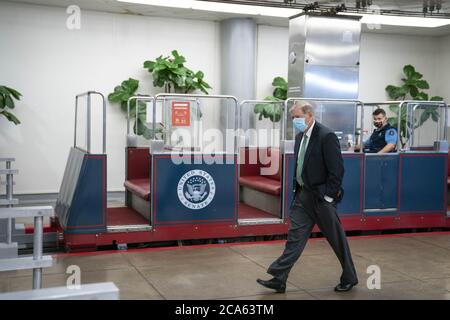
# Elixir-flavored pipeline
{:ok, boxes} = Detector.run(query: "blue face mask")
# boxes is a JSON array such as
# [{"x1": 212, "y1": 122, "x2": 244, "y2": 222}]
[{"x1": 293, "y1": 117, "x2": 307, "y2": 132}]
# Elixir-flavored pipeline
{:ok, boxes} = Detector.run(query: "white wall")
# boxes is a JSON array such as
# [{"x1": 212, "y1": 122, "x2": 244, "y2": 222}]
[
  {"x1": 256, "y1": 25, "x2": 289, "y2": 99},
  {"x1": 0, "y1": 1, "x2": 220, "y2": 194},
  {"x1": 359, "y1": 33, "x2": 441, "y2": 101}
]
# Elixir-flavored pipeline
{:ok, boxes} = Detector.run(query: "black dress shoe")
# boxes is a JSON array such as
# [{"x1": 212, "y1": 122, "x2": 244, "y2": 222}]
[
  {"x1": 334, "y1": 281, "x2": 358, "y2": 292},
  {"x1": 256, "y1": 278, "x2": 286, "y2": 293}
]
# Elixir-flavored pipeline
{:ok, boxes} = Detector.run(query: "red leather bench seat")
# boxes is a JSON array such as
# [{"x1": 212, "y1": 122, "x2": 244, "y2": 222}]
[
  {"x1": 239, "y1": 176, "x2": 281, "y2": 196},
  {"x1": 239, "y1": 147, "x2": 282, "y2": 196},
  {"x1": 124, "y1": 179, "x2": 150, "y2": 201}
]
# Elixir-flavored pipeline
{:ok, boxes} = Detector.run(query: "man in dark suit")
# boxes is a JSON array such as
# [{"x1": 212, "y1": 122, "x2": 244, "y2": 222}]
[{"x1": 257, "y1": 102, "x2": 358, "y2": 293}]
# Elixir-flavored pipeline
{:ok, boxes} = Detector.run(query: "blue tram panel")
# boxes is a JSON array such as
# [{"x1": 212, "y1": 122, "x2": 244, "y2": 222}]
[
  {"x1": 364, "y1": 155, "x2": 399, "y2": 216},
  {"x1": 339, "y1": 155, "x2": 363, "y2": 215},
  {"x1": 284, "y1": 154, "x2": 362, "y2": 216},
  {"x1": 399, "y1": 154, "x2": 447, "y2": 213},
  {"x1": 152, "y1": 155, "x2": 238, "y2": 225},
  {"x1": 55, "y1": 147, "x2": 107, "y2": 234}
]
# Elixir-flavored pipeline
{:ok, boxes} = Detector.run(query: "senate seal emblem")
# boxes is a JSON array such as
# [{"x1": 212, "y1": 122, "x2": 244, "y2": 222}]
[{"x1": 177, "y1": 170, "x2": 216, "y2": 210}]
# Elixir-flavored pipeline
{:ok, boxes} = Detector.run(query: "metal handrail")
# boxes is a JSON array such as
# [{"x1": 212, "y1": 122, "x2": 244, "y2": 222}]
[
  {"x1": 0, "y1": 206, "x2": 54, "y2": 289},
  {"x1": 74, "y1": 91, "x2": 106, "y2": 154},
  {"x1": 126, "y1": 95, "x2": 154, "y2": 136}
]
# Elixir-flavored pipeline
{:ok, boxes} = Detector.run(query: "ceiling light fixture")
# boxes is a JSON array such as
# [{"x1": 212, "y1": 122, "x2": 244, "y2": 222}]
[
  {"x1": 339, "y1": 11, "x2": 450, "y2": 28},
  {"x1": 117, "y1": 0, "x2": 300, "y2": 18},
  {"x1": 118, "y1": 0, "x2": 450, "y2": 27}
]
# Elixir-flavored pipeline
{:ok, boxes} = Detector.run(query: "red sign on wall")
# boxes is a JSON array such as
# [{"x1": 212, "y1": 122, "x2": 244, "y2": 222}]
[{"x1": 172, "y1": 101, "x2": 191, "y2": 127}]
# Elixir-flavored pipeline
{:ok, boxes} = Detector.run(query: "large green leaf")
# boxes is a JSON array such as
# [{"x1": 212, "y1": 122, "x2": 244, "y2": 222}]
[
  {"x1": 122, "y1": 78, "x2": 139, "y2": 93},
  {"x1": 272, "y1": 77, "x2": 287, "y2": 90},
  {"x1": 143, "y1": 60, "x2": 155, "y2": 71},
  {"x1": 1, "y1": 110, "x2": 20, "y2": 125},
  {"x1": 414, "y1": 92, "x2": 428, "y2": 101},
  {"x1": 195, "y1": 71, "x2": 204, "y2": 79},
  {"x1": 403, "y1": 64, "x2": 415, "y2": 79},
  {"x1": 172, "y1": 52, "x2": 186, "y2": 66},
  {"x1": 431, "y1": 96, "x2": 444, "y2": 101},
  {"x1": 385, "y1": 85, "x2": 406, "y2": 99},
  {"x1": 431, "y1": 112, "x2": 439, "y2": 122},
  {"x1": 418, "y1": 110, "x2": 430, "y2": 127},
  {"x1": 0, "y1": 86, "x2": 10, "y2": 95},
  {"x1": 253, "y1": 96, "x2": 283, "y2": 123},
  {"x1": 108, "y1": 90, "x2": 125, "y2": 103},
  {"x1": 415, "y1": 80, "x2": 429, "y2": 89},
  {"x1": 5, "y1": 86, "x2": 22, "y2": 100},
  {"x1": 4, "y1": 95, "x2": 14, "y2": 109},
  {"x1": 409, "y1": 86, "x2": 419, "y2": 97}
]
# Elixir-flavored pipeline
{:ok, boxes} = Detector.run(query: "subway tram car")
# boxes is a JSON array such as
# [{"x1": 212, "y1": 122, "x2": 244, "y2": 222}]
[
  {"x1": 50, "y1": 14, "x2": 450, "y2": 252},
  {"x1": 51, "y1": 91, "x2": 450, "y2": 251}
]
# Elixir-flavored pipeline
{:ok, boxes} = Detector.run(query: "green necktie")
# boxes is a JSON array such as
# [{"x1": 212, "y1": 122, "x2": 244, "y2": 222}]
[{"x1": 296, "y1": 135, "x2": 308, "y2": 186}]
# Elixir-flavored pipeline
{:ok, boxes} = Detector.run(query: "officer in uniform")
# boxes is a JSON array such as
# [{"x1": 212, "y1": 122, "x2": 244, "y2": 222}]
[{"x1": 362, "y1": 108, "x2": 398, "y2": 153}]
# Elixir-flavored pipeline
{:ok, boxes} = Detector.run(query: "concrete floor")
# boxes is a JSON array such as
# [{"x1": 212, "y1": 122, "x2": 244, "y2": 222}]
[{"x1": 1, "y1": 232, "x2": 450, "y2": 300}]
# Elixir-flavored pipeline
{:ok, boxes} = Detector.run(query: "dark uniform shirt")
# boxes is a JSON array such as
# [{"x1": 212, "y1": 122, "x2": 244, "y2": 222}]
[{"x1": 363, "y1": 123, "x2": 398, "y2": 153}]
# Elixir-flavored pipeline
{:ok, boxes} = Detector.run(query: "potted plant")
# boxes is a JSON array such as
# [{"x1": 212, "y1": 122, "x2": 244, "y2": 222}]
[
  {"x1": 254, "y1": 76, "x2": 286, "y2": 122},
  {"x1": 0, "y1": 85, "x2": 22, "y2": 125},
  {"x1": 143, "y1": 50, "x2": 211, "y2": 95},
  {"x1": 385, "y1": 64, "x2": 443, "y2": 149},
  {"x1": 144, "y1": 50, "x2": 212, "y2": 122},
  {"x1": 108, "y1": 78, "x2": 158, "y2": 139},
  {"x1": 108, "y1": 51, "x2": 212, "y2": 140}
]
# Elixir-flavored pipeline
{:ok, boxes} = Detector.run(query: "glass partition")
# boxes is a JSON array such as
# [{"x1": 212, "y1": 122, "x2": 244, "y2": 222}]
[
  {"x1": 284, "y1": 98, "x2": 363, "y2": 152},
  {"x1": 363, "y1": 101, "x2": 448, "y2": 152},
  {"x1": 152, "y1": 94, "x2": 239, "y2": 154},
  {"x1": 239, "y1": 100, "x2": 284, "y2": 149},
  {"x1": 404, "y1": 101, "x2": 448, "y2": 150}
]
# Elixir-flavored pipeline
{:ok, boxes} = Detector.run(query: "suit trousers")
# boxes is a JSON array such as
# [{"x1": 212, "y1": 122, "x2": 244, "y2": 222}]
[{"x1": 267, "y1": 188, "x2": 358, "y2": 284}]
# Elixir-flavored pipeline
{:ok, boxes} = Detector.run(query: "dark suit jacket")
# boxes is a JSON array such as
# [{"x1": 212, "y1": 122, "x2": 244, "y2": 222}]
[{"x1": 293, "y1": 121, "x2": 344, "y2": 203}]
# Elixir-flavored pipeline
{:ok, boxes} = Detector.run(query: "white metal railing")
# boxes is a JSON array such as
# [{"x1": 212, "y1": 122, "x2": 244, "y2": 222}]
[
  {"x1": 0, "y1": 206, "x2": 54, "y2": 289},
  {"x1": 0, "y1": 158, "x2": 19, "y2": 245},
  {"x1": 0, "y1": 282, "x2": 119, "y2": 300}
]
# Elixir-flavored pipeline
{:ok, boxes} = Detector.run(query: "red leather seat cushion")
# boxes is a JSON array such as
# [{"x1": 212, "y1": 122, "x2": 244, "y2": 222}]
[
  {"x1": 124, "y1": 179, "x2": 150, "y2": 200},
  {"x1": 239, "y1": 176, "x2": 281, "y2": 196}
]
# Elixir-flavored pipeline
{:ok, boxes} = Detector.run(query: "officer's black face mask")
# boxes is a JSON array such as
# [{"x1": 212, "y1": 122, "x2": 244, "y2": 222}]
[{"x1": 373, "y1": 121, "x2": 383, "y2": 128}]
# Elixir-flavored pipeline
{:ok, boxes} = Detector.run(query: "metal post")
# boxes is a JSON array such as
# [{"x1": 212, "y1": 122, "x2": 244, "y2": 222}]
[
  {"x1": 444, "y1": 103, "x2": 448, "y2": 141},
  {"x1": 87, "y1": 93, "x2": 91, "y2": 154},
  {"x1": 398, "y1": 102, "x2": 403, "y2": 151},
  {"x1": 32, "y1": 215, "x2": 43, "y2": 289},
  {"x1": 74, "y1": 97, "x2": 78, "y2": 149},
  {"x1": 103, "y1": 97, "x2": 106, "y2": 154},
  {"x1": 6, "y1": 160, "x2": 13, "y2": 244}
]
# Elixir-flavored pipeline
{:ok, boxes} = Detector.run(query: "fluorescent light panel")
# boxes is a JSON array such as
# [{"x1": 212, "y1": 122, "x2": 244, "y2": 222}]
[
  {"x1": 118, "y1": 0, "x2": 450, "y2": 27},
  {"x1": 118, "y1": 0, "x2": 300, "y2": 18},
  {"x1": 339, "y1": 12, "x2": 450, "y2": 28}
]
